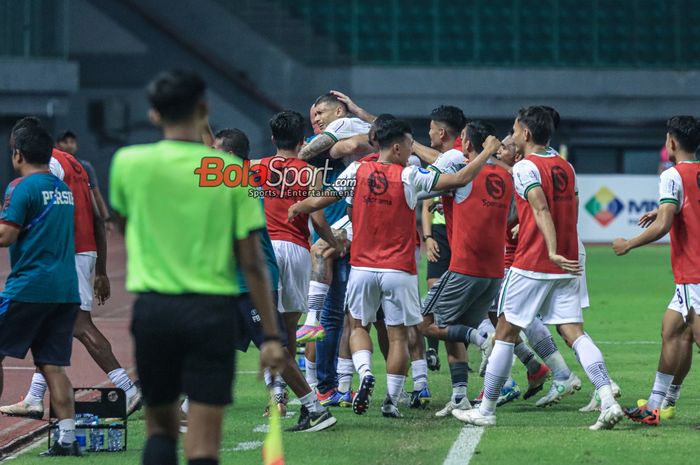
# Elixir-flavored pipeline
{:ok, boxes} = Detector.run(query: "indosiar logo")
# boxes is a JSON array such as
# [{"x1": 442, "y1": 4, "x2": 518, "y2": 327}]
[{"x1": 585, "y1": 187, "x2": 624, "y2": 226}]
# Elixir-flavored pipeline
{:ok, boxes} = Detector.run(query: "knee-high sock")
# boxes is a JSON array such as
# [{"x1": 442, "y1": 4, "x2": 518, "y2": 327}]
[
  {"x1": 304, "y1": 281, "x2": 329, "y2": 326},
  {"x1": 449, "y1": 362, "x2": 468, "y2": 403},
  {"x1": 526, "y1": 321, "x2": 571, "y2": 382},
  {"x1": 479, "y1": 341, "x2": 514, "y2": 416},
  {"x1": 572, "y1": 334, "x2": 614, "y2": 409}
]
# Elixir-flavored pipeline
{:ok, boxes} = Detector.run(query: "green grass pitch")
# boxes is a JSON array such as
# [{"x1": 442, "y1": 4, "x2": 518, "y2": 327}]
[{"x1": 11, "y1": 245, "x2": 696, "y2": 465}]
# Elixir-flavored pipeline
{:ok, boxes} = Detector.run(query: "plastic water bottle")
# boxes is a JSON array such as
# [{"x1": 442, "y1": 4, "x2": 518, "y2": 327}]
[
  {"x1": 74, "y1": 414, "x2": 89, "y2": 452},
  {"x1": 107, "y1": 424, "x2": 122, "y2": 451},
  {"x1": 89, "y1": 416, "x2": 104, "y2": 452}
]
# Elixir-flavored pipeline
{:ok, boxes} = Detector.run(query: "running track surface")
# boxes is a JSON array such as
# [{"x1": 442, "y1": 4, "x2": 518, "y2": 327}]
[{"x1": 0, "y1": 236, "x2": 135, "y2": 453}]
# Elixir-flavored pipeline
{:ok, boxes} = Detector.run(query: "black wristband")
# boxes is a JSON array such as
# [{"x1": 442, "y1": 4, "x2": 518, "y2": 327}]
[
  {"x1": 263, "y1": 335, "x2": 281, "y2": 343},
  {"x1": 422, "y1": 235, "x2": 433, "y2": 242}
]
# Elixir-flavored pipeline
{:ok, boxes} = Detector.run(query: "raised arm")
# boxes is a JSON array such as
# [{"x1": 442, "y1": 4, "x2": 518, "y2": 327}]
[
  {"x1": 412, "y1": 140, "x2": 440, "y2": 165},
  {"x1": 330, "y1": 90, "x2": 377, "y2": 124},
  {"x1": 298, "y1": 133, "x2": 336, "y2": 161},
  {"x1": 308, "y1": 169, "x2": 341, "y2": 253},
  {"x1": 330, "y1": 134, "x2": 374, "y2": 159},
  {"x1": 432, "y1": 136, "x2": 501, "y2": 191},
  {"x1": 612, "y1": 203, "x2": 675, "y2": 255}
]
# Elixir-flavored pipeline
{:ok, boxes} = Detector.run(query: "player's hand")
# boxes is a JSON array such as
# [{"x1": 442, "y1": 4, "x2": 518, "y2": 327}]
[
  {"x1": 548, "y1": 254, "x2": 581, "y2": 274},
  {"x1": 511, "y1": 224, "x2": 520, "y2": 239},
  {"x1": 94, "y1": 274, "x2": 111, "y2": 305},
  {"x1": 612, "y1": 238, "x2": 631, "y2": 256},
  {"x1": 259, "y1": 339, "x2": 285, "y2": 377},
  {"x1": 288, "y1": 202, "x2": 302, "y2": 221},
  {"x1": 426, "y1": 237, "x2": 440, "y2": 262},
  {"x1": 638, "y1": 209, "x2": 658, "y2": 228},
  {"x1": 482, "y1": 136, "x2": 501, "y2": 155},
  {"x1": 330, "y1": 90, "x2": 363, "y2": 116}
]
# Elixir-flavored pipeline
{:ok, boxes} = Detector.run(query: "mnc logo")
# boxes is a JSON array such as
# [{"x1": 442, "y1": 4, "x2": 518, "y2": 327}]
[{"x1": 585, "y1": 187, "x2": 624, "y2": 226}]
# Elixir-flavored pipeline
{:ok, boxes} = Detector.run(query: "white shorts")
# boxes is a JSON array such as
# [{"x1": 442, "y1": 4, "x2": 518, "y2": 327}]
[
  {"x1": 668, "y1": 283, "x2": 700, "y2": 321},
  {"x1": 271, "y1": 240, "x2": 310, "y2": 313},
  {"x1": 75, "y1": 253, "x2": 97, "y2": 311},
  {"x1": 345, "y1": 268, "x2": 422, "y2": 327},
  {"x1": 498, "y1": 269, "x2": 582, "y2": 328},
  {"x1": 578, "y1": 241, "x2": 590, "y2": 309}
]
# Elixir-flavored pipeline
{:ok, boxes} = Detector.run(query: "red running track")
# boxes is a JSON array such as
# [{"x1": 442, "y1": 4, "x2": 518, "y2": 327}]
[{"x1": 0, "y1": 236, "x2": 135, "y2": 453}]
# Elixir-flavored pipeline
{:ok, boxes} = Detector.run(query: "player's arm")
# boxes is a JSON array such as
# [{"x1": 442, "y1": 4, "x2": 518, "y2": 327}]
[
  {"x1": 91, "y1": 190, "x2": 110, "y2": 305},
  {"x1": 200, "y1": 119, "x2": 215, "y2": 147},
  {"x1": 0, "y1": 223, "x2": 20, "y2": 247},
  {"x1": 432, "y1": 136, "x2": 501, "y2": 191},
  {"x1": 236, "y1": 232, "x2": 285, "y2": 374},
  {"x1": 308, "y1": 169, "x2": 343, "y2": 255},
  {"x1": 298, "y1": 133, "x2": 336, "y2": 161},
  {"x1": 330, "y1": 90, "x2": 377, "y2": 124},
  {"x1": 421, "y1": 199, "x2": 440, "y2": 262},
  {"x1": 412, "y1": 140, "x2": 440, "y2": 165},
  {"x1": 527, "y1": 186, "x2": 580, "y2": 274},
  {"x1": 290, "y1": 161, "x2": 356, "y2": 219},
  {"x1": 612, "y1": 203, "x2": 675, "y2": 255},
  {"x1": 329, "y1": 134, "x2": 374, "y2": 159}
]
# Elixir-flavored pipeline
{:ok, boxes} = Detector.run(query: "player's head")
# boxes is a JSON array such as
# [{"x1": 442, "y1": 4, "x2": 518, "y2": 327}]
[
  {"x1": 213, "y1": 128, "x2": 250, "y2": 159},
  {"x1": 666, "y1": 116, "x2": 700, "y2": 160},
  {"x1": 461, "y1": 120, "x2": 496, "y2": 159},
  {"x1": 368, "y1": 113, "x2": 397, "y2": 149},
  {"x1": 270, "y1": 111, "x2": 305, "y2": 152},
  {"x1": 428, "y1": 105, "x2": 467, "y2": 148},
  {"x1": 376, "y1": 119, "x2": 413, "y2": 164},
  {"x1": 312, "y1": 93, "x2": 348, "y2": 130},
  {"x1": 512, "y1": 106, "x2": 554, "y2": 153},
  {"x1": 497, "y1": 133, "x2": 520, "y2": 167},
  {"x1": 540, "y1": 106, "x2": 560, "y2": 131},
  {"x1": 10, "y1": 121, "x2": 54, "y2": 171},
  {"x1": 147, "y1": 70, "x2": 207, "y2": 128},
  {"x1": 56, "y1": 130, "x2": 78, "y2": 155},
  {"x1": 9, "y1": 116, "x2": 44, "y2": 152}
]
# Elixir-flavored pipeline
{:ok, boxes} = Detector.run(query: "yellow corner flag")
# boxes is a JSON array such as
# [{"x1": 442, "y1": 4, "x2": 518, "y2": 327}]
[{"x1": 262, "y1": 399, "x2": 285, "y2": 465}]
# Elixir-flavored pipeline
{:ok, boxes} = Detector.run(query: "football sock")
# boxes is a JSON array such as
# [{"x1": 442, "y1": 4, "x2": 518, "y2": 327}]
[
  {"x1": 299, "y1": 391, "x2": 323, "y2": 414},
  {"x1": 386, "y1": 374, "x2": 405, "y2": 405},
  {"x1": 304, "y1": 358, "x2": 317, "y2": 388},
  {"x1": 664, "y1": 383, "x2": 682, "y2": 407},
  {"x1": 572, "y1": 334, "x2": 614, "y2": 409},
  {"x1": 58, "y1": 418, "x2": 76, "y2": 445},
  {"x1": 514, "y1": 342, "x2": 541, "y2": 375},
  {"x1": 449, "y1": 362, "x2": 468, "y2": 403},
  {"x1": 108, "y1": 368, "x2": 135, "y2": 393},
  {"x1": 480, "y1": 340, "x2": 513, "y2": 416},
  {"x1": 305, "y1": 281, "x2": 329, "y2": 326},
  {"x1": 352, "y1": 350, "x2": 373, "y2": 380},
  {"x1": 411, "y1": 359, "x2": 428, "y2": 392},
  {"x1": 25, "y1": 373, "x2": 47, "y2": 405},
  {"x1": 336, "y1": 358, "x2": 354, "y2": 393},
  {"x1": 647, "y1": 372, "x2": 674, "y2": 410}
]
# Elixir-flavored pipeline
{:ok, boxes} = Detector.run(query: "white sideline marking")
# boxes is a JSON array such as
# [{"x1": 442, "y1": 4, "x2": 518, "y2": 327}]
[
  {"x1": 222, "y1": 441, "x2": 262, "y2": 452},
  {"x1": 597, "y1": 340, "x2": 658, "y2": 345},
  {"x1": 443, "y1": 426, "x2": 484, "y2": 465},
  {"x1": 253, "y1": 424, "x2": 269, "y2": 433},
  {"x1": 4, "y1": 366, "x2": 37, "y2": 370}
]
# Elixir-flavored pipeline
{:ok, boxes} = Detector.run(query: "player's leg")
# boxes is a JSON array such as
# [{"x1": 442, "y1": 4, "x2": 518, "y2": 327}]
[
  {"x1": 522, "y1": 318, "x2": 574, "y2": 402},
  {"x1": 408, "y1": 326, "x2": 430, "y2": 408},
  {"x1": 298, "y1": 239, "x2": 333, "y2": 344},
  {"x1": 424, "y1": 276, "x2": 441, "y2": 371},
  {"x1": 316, "y1": 256, "x2": 352, "y2": 406},
  {"x1": 346, "y1": 269, "x2": 379, "y2": 415},
  {"x1": 373, "y1": 311, "x2": 390, "y2": 360},
  {"x1": 435, "y1": 341, "x2": 470, "y2": 417},
  {"x1": 658, "y1": 326, "x2": 692, "y2": 418}
]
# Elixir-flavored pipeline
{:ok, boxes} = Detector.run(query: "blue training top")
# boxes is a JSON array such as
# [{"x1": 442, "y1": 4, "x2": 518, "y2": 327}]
[
  {"x1": 237, "y1": 199, "x2": 280, "y2": 294},
  {"x1": 0, "y1": 172, "x2": 79, "y2": 303}
]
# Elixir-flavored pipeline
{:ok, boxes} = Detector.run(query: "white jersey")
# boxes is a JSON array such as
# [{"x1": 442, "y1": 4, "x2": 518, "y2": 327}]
[{"x1": 323, "y1": 117, "x2": 371, "y2": 142}]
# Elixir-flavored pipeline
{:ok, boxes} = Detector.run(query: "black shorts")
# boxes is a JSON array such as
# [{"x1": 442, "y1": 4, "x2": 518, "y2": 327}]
[
  {"x1": 131, "y1": 293, "x2": 240, "y2": 407},
  {"x1": 0, "y1": 298, "x2": 78, "y2": 366},
  {"x1": 427, "y1": 224, "x2": 451, "y2": 280},
  {"x1": 236, "y1": 292, "x2": 288, "y2": 352}
]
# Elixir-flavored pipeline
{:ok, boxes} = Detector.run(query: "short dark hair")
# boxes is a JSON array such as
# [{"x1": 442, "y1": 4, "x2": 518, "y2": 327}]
[
  {"x1": 540, "y1": 106, "x2": 560, "y2": 130},
  {"x1": 57, "y1": 131, "x2": 77, "y2": 143},
  {"x1": 313, "y1": 93, "x2": 348, "y2": 113},
  {"x1": 11, "y1": 116, "x2": 43, "y2": 135},
  {"x1": 375, "y1": 119, "x2": 412, "y2": 149},
  {"x1": 12, "y1": 125, "x2": 54, "y2": 165},
  {"x1": 214, "y1": 128, "x2": 250, "y2": 159},
  {"x1": 667, "y1": 116, "x2": 700, "y2": 153},
  {"x1": 368, "y1": 113, "x2": 397, "y2": 144},
  {"x1": 270, "y1": 111, "x2": 305, "y2": 150},
  {"x1": 465, "y1": 120, "x2": 496, "y2": 153},
  {"x1": 147, "y1": 70, "x2": 206, "y2": 123},
  {"x1": 516, "y1": 106, "x2": 554, "y2": 145},
  {"x1": 430, "y1": 105, "x2": 467, "y2": 135}
]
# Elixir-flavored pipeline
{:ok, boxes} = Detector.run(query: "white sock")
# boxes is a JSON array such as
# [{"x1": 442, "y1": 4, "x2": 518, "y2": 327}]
[
  {"x1": 467, "y1": 328, "x2": 488, "y2": 347},
  {"x1": 411, "y1": 359, "x2": 428, "y2": 392},
  {"x1": 664, "y1": 383, "x2": 682, "y2": 407},
  {"x1": 647, "y1": 371, "x2": 674, "y2": 410},
  {"x1": 452, "y1": 385, "x2": 467, "y2": 403},
  {"x1": 480, "y1": 340, "x2": 514, "y2": 416},
  {"x1": 305, "y1": 281, "x2": 329, "y2": 326},
  {"x1": 352, "y1": 349, "x2": 373, "y2": 380},
  {"x1": 107, "y1": 368, "x2": 134, "y2": 393},
  {"x1": 264, "y1": 368, "x2": 273, "y2": 388},
  {"x1": 572, "y1": 334, "x2": 614, "y2": 409},
  {"x1": 387, "y1": 374, "x2": 405, "y2": 405},
  {"x1": 272, "y1": 375, "x2": 285, "y2": 397},
  {"x1": 58, "y1": 419, "x2": 76, "y2": 445},
  {"x1": 305, "y1": 358, "x2": 317, "y2": 388},
  {"x1": 478, "y1": 318, "x2": 495, "y2": 334},
  {"x1": 299, "y1": 390, "x2": 323, "y2": 414},
  {"x1": 337, "y1": 358, "x2": 354, "y2": 393},
  {"x1": 181, "y1": 397, "x2": 189, "y2": 415},
  {"x1": 25, "y1": 373, "x2": 47, "y2": 405}
]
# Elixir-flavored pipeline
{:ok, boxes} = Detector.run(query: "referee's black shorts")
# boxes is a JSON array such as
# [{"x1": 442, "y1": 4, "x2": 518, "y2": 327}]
[
  {"x1": 426, "y1": 224, "x2": 451, "y2": 280},
  {"x1": 131, "y1": 292, "x2": 240, "y2": 407}
]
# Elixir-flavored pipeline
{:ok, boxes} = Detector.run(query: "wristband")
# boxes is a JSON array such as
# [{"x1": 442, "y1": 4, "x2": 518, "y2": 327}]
[
  {"x1": 263, "y1": 335, "x2": 281, "y2": 343},
  {"x1": 422, "y1": 235, "x2": 433, "y2": 242}
]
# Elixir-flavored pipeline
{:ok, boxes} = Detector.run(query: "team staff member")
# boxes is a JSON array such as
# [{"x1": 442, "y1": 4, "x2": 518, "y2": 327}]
[{"x1": 110, "y1": 70, "x2": 285, "y2": 465}]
